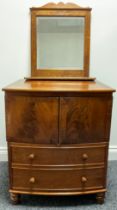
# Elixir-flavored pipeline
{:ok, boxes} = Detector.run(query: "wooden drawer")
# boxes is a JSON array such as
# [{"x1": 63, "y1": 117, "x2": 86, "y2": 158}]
[
  {"x1": 11, "y1": 143, "x2": 107, "y2": 166},
  {"x1": 12, "y1": 166, "x2": 105, "y2": 192}
]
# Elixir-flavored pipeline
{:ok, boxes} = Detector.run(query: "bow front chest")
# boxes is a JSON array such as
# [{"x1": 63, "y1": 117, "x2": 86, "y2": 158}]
[{"x1": 3, "y1": 79, "x2": 115, "y2": 204}]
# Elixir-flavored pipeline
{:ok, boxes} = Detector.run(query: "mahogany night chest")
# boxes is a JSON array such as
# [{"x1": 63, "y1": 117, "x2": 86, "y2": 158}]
[{"x1": 3, "y1": 2, "x2": 115, "y2": 204}]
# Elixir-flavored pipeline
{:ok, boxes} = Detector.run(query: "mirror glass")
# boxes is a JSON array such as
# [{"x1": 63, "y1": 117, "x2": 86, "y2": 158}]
[{"x1": 36, "y1": 17, "x2": 85, "y2": 70}]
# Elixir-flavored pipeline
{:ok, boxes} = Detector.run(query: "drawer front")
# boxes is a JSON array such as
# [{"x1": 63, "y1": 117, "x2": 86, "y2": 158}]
[
  {"x1": 12, "y1": 167, "x2": 105, "y2": 192},
  {"x1": 11, "y1": 144, "x2": 107, "y2": 166}
]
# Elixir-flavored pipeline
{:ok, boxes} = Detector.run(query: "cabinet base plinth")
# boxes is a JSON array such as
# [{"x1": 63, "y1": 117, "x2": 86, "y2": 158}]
[{"x1": 9, "y1": 189, "x2": 106, "y2": 204}]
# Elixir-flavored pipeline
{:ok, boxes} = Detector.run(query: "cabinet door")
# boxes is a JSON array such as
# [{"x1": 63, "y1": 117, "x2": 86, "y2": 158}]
[
  {"x1": 59, "y1": 96, "x2": 112, "y2": 144},
  {"x1": 6, "y1": 94, "x2": 59, "y2": 144}
]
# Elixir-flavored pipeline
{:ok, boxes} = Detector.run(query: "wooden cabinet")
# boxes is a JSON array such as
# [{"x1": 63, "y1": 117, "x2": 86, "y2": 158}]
[
  {"x1": 6, "y1": 94, "x2": 112, "y2": 145},
  {"x1": 3, "y1": 79, "x2": 115, "y2": 204},
  {"x1": 2, "y1": 2, "x2": 115, "y2": 205}
]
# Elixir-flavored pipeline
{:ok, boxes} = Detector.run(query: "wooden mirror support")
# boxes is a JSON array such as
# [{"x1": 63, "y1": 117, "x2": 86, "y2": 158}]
[{"x1": 31, "y1": 2, "x2": 92, "y2": 78}]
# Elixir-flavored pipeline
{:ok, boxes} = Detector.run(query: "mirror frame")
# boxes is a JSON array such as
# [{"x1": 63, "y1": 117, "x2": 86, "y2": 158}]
[{"x1": 31, "y1": 2, "x2": 91, "y2": 78}]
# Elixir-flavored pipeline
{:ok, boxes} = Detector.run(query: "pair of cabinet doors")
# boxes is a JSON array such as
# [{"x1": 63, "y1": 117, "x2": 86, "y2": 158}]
[{"x1": 6, "y1": 94, "x2": 111, "y2": 145}]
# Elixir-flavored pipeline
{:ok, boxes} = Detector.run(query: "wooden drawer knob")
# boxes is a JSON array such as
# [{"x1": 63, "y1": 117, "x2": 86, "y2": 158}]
[
  {"x1": 29, "y1": 177, "x2": 35, "y2": 184},
  {"x1": 29, "y1": 154, "x2": 35, "y2": 160},
  {"x1": 81, "y1": 176, "x2": 87, "y2": 183},
  {"x1": 82, "y1": 153, "x2": 88, "y2": 161}
]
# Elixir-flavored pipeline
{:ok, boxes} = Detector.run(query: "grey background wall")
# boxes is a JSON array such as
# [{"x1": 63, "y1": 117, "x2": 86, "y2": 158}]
[{"x1": 0, "y1": 0, "x2": 117, "y2": 160}]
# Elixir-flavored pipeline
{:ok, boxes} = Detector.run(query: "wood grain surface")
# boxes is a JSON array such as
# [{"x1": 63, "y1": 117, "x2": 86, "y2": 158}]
[{"x1": 3, "y1": 79, "x2": 115, "y2": 92}]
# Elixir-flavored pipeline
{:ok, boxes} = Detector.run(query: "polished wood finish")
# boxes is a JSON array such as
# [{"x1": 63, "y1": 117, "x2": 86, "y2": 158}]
[
  {"x1": 10, "y1": 142, "x2": 107, "y2": 166},
  {"x1": 31, "y1": 3, "x2": 91, "y2": 77},
  {"x1": 3, "y1": 79, "x2": 115, "y2": 204},
  {"x1": 5, "y1": 93, "x2": 112, "y2": 145},
  {"x1": 3, "y1": 2, "x2": 115, "y2": 204},
  {"x1": 3, "y1": 79, "x2": 115, "y2": 93},
  {"x1": 5, "y1": 95, "x2": 58, "y2": 144},
  {"x1": 59, "y1": 96, "x2": 112, "y2": 144},
  {"x1": 11, "y1": 166, "x2": 105, "y2": 192},
  {"x1": 25, "y1": 77, "x2": 96, "y2": 81},
  {"x1": 9, "y1": 189, "x2": 106, "y2": 196},
  {"x1": 31, "y1": 2, "x2": 91, "y2": 10}
]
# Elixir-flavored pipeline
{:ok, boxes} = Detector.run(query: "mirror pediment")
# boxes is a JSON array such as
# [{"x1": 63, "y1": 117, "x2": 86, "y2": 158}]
[
  {"x1": 31, "y1": 2, "x2": 90, "y2": 10},
  {"x1": 31, "y1": 2, "x2": 91, "y2": 78}
]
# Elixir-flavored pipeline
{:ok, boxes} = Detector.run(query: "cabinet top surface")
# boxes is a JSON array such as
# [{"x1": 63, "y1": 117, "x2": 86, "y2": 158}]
[{"x1": 3, "y1": 79, "x2": 115, "y2": 93}]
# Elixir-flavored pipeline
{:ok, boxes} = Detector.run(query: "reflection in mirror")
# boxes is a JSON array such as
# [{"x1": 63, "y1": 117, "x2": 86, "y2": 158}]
[{"x1": 37, "y1": 17, "x2": 85, "y2": 70}]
